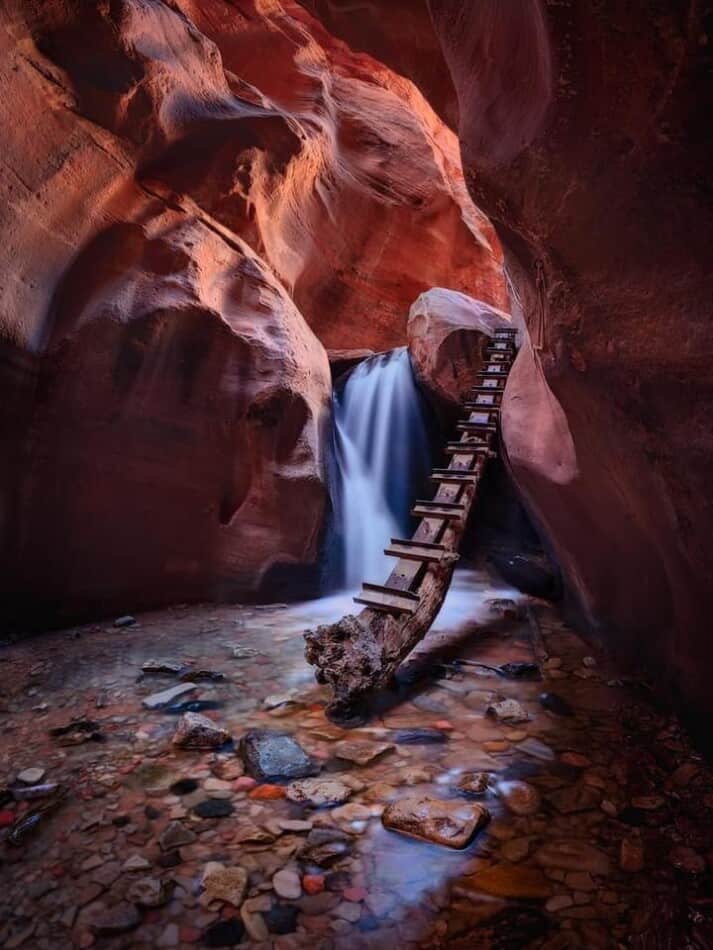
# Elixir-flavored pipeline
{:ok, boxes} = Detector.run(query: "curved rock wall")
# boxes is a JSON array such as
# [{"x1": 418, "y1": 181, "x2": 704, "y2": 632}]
[
  {"x1": 298, "y1": 0, "x2": 713, "y2": 738},
  {"x1": 0, "y1": 0, "x2": 505, "y2": 626}
]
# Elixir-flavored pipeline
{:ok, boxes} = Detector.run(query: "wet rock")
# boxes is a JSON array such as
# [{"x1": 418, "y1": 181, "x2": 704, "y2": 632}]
[
  {"x1": 546, "y1": 895, "x2": 574, "y2": 912},
  {"x1": 631, "y1": 795, "x2": 664, "y2": 810},
  {"x1": 172, "y1": 712, "x2": 230, "y2": 749},
  {"x1": 202, "y1": 864, "x2": 248, "y2": 906},
  {"x1": 204, "y1": 919, "x2": 245, "y2": 947},
  {"x1": 548, "y1": 783, "x2": 602, "y2": 814},
  {"x1": 502, "y1": 837, "x2": 533, "y2": 862},
  {"x1": 534, "y1": 840, "x2": 611, "y2": 875},
  {"x1": 193, "y1": 798, "x2": 234, "y2": 818},
  {"x1": 90, "y1": 902, "x2": 141, "y2": 936},
  {"x1": 141, "y1": 659, "x2": 184, "y2": 675},
  {"x1": 670, "y1": 845, "x2": 706, "y2": 873},
  {"x1": 489, "y1": 551, "x2": 560, "y2": 600},
  {"x1": 486, "y1": 699, "x2": 530, "y2": 724},
  {"x1": 159, "y1": 821, "x2": 196, "y2": 851},
  {"x1": 382, "y1": 796, "x2": 489, "y2": 849},
  {"x1": 156, "y1": 923, "x2": 180, "y2": 948},
  {"x1": 518, "y1": 738, "x2": 556, "y2": 761},
  {"x1": 300, "y1": 827, "x2": 352, "y2": 866},
  {"x1": 303, "y1": 874, "x2": 325, "y2": 895},
  {"x1": 157, "y1": 850, "x2": 182, "y2": 869},
  {"x1": 126, "y1": 876, "x2": 174, "y2": 908},
  {"x1": 463, "y1": 864, "x2": 552, "y2": 899},
  {"x1": 48, "y1": 716, "x2": 103, "y2": 745},
  {"x1": 457, "y1": 771, "x2": 492, "y2": 796},
  {"x1": 142, "y1": 683, "x2": 198, "y2": 710},
  {"x1": 273, "y1": 868, "x2": 302, "y2": 899},
  {"x1": 671, "y1": 762, "x2": 700, "y2": 787},
  {"x1": 286, "y1": 777, "x2": 353, "y2": 807},
  {"x1": 497, "y1": 780, "x2": 541, "y2": 816},
  {"x1": 122, "y1": 854, "x2": 151, "y2": 872},
  {"x1": 334, "y1": 739, "x2": 394, "y2": 765},
  {"x1": 179, "y1": 668, "x2": 226, "y2": 682},
  {"x1": 497, "y1": 662, "x2": 541, "y2": 680},
  {"x1": 164, "y1": 699, "x2": 221, "y2": 715},
  {"x1": 16, "y1": 767, "x2": 45, "y2": 785},
  {"x1": 390, "y1": 728, "x2": 447, "y2": 745},
  {"x1": 240, "y1": 730, "x2": 319, "y2": 782},
  {"x1": 264, "y1": 903, "x2": 299, "y2": 935},
  {"x1": 169, "y1": 778, "x2": 199, "y2": 796},
  {"x1": 620, "y1": 836, "x2": 644, "y2": 872},
  {"x1": 114, "y1": 615, "x2": 136, "y2": 628},
  {"x1": 540, "y1": 693, "x2": 575, "y2": 717}
]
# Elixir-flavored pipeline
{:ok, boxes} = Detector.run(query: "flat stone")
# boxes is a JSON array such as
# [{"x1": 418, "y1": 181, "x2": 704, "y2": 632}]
[
  {"x1": 273, "y1": 868, "x2": 302, "y2": 899},
  {"x1": 159, "y1": 821, "x2": 197, "y2": 851},
  {"x1": 17, "y1": 767, "x2": 46, "y2": 785},
  {"x1": 335, "y1": 900, "x2": 362, "y2": 922},
  {"x1": 463, "y1": 864, "x2": 552, "y2": 899},
  {"x1": 497, "y1": 780, "x2": 541, "y2": 816},
  {"x1": 382, "y1": 796, "x2": 489, "y2": 849},
  {"x1": 156, "y1": 923, "x2": 180, "y2": 948},
  {"x1": 90, "y1": 902, "x2": 141, "y2": 936},
  {"x1": 142, "y1": 683, "x2": 198, "y2": 710},
  {"x1": 114, "y1": 615, "x2": 136, "y2": 627},
  {"x1": 631, "y1": 795, "x2": 665, "y2": 810},
  {"x1": 390, "y1": 728, "x2": 447, "y2": 745},
  {"x1": 546, "y1": 895, "x2": 574, "y2": 912},
  {"x1": 549, "y1": 784, "x2": 601, "y2": 814},
  {"x1": 202, "y1": 864, "x2": 248, "y2": 906},
  {"x1": 142, "y1": 659, "x2": 184, "y2": 675},
  {"x1": 241, "y1": 899, "x2": 270, "y2": 941},
  {"x1": 486, "y1": 699, "x2": 530, "y2": 724},
  {"x1": 287, "y1": 777, "x2": 352, "y2": 807},
  {"x1": 334, "y1": 739, "x2": 394, "y2": 766},
  {"x1": 240, "y1": 730, "x2": 319, "y2": 782},
  {"x1": 173, "y1": 712, "x2": 230, "y2": 749},
  {"x1": 534, "y1": 840, "x2": 611, "y2": 875},
  {"x1": 620, "y1": 837, "x2": 644, "y2": 872},
  {"x1": 457, "y1": 772, "x2": 492, "y2": 796},
  {"x1": 126, "y1": 876, "x2": 174, "y2": 908},
  {"x1": 122, "y1": 854, "x2": 151, "y2": 872},
  {"x1": 518, "y1": 738, "x2": 556, "y2": 762},
  {"x1": 300, "y1": 828, "x2": 352, "y2": 866},
  {"x1": 193, "y1": 798, "x2": 234, "y2": 818}
]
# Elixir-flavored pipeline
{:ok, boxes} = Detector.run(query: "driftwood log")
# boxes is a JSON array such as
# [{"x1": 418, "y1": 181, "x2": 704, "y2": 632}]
[{"x1": 305, "y1": 332, "x2": 516, "y2": 720}]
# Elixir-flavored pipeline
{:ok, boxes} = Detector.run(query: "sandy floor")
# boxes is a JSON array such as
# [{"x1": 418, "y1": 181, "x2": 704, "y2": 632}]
[{"x1": 1, "y1": 568, "x2": 712, "y2": 948}]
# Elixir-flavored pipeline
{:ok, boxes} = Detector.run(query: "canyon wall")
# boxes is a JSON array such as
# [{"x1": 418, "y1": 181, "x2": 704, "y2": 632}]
[
  {"x1": 0, "y1": 0, "x2": 505, "y2": 626},
  {"x1": 300, "y1": 0, "x2": 713, "y2": 740}
]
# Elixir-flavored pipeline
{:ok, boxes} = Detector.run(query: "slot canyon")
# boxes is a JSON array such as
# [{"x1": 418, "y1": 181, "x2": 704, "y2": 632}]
[{"x1": 0, "y1": 1, "x2": 712, "y2": 947}]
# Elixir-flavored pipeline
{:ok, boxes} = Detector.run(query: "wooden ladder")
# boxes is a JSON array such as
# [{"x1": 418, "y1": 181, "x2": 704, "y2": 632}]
[{"x1": 354, "y1": 327, "x2": 518, "y2": 614}]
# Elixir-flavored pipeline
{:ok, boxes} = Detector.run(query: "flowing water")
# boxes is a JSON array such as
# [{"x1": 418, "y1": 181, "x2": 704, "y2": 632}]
[{"x1": 330, "y1": 347, "x2": 432, "y2": 590}]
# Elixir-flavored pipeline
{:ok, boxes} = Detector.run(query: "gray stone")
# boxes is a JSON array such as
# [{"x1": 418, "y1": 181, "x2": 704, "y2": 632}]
[
  {"x1": 114, "y1": 615, "x2": 136, "y2": 627},
  {"x1": 159, "y1": 821, "x2": 197, "y2": 851},
  {"x1": 127, "y1": 876, "x2": 174, "y2": 908},
  {"x1": 240, "y1": 730, "x2": 319, "y2": 782},
  {"x1": 90, "y1": 902, "x2": 141, "y2": 936},
  {"x1": 142, "y1": 683, "x2": 198, "y2": 710},
  {"x1": 17, "y1": 767, "x2": 46, "y2": 785}
]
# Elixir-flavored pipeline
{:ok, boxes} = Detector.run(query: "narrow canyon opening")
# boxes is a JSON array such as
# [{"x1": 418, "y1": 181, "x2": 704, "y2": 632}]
[{"x1": 1, "y1": 1, "x2": 713, "y2": 948}]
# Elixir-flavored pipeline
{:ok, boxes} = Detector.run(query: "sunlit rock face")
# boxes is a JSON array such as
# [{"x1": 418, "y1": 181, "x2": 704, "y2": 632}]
[
  {"x1": 0, "y1": 0, "x2": 505, "y2": 625},
  {"x1": 299, "y1": 0, "x2": 713, "y2": 738},
  {"x1": 407, "y1": 289, "x2": 510, "y2": 412}
]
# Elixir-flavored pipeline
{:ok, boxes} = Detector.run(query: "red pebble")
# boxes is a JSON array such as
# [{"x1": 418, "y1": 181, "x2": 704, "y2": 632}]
[
  {"x1": 302, "y1": 874, "x2": 325, "y2": 895},
  {"x1": 180, "y1": 927, "x2": 201, "y2": 944},
  {"x1": 0, "y1": 810, "x2": 15, "y2": 828},
  {"x1": 343, "y1": 887, "x2": 368, "y2": 902},
  {"x1": 249, "y1": 784, "x2": 286, "y2": 800},
  {"x1": 234, "y1": 776, "x2": 257, "y2": 791},
  {"x1": 434, "y1": 719, "x2": 455, "y2": 731},
  {"x1": 51, "y1": 865, "x2": 67, "y2": 878}
]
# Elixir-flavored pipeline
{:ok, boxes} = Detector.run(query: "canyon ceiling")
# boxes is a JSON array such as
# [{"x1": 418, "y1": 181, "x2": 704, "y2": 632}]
[{"x1": 1, "y1": 0, "x2": 712, "y2": 742}]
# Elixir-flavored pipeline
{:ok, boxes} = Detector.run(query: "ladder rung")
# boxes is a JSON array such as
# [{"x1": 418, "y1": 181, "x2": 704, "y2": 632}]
[
  {"x1": 477, "y1": 367, "x2": 508, "y2": 375},
  {"x1": 390, "y1": 537, "x2": 446, "y2": 551},
  {"x1": 495, "y1": 329, "x2": 517, "y2": 336},
  {"x1": 457, "y1": 422, "x2": 498, "y2": 433},
  {"x1": 412, "y1": 503, "x2": 466, "y2": 520},
  {"x1": 470, "y1": 384, "x2": 505, "y2": 394},
  {"x1": 354, "y1": 593, "x2": 418, "y2": 615},
  {"x1": 463, "y1": 402, "x2": 500, "y2": 411},
  {"x1": 445, "y1": 442, "x2": 490, "y2": 455},
  {"x1": 415, "y1": 499, "x2": 465, "y2": 510},
  {"x1": 429, "y1": 470, "x2": 479, "y2": 484},
  {"x1": 363, "y1": 582, "x2": 420, "y2": 600},
  {"x1": 385, "y1": 542, "x2": 447, "y2": 564}
]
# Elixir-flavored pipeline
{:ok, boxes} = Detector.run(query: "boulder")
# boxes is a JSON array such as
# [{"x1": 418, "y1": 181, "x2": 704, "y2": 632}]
[{"x1": 407, "y1": 289, "x2": 511, "y2": 410}]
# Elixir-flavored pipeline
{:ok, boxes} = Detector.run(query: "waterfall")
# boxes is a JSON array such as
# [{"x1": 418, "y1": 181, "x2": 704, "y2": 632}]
[{"x1": 330, "y1": 347, "x2": 432, "y2": 590}]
